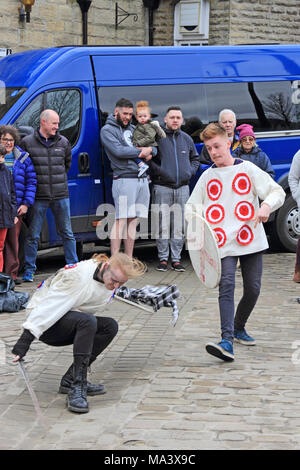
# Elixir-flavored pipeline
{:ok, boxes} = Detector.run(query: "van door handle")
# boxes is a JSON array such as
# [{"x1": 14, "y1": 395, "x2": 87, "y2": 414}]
[{"x1": 78, "y1": 152, "x2": 90, "y2": 174}]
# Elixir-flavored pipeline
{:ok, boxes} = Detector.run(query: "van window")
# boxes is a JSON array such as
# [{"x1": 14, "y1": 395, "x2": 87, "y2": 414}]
[
  {"x1": 14, "y1": 88, "x2": 81, "y2": 146},
  {"x1": 14, "y1": 93, "x2": 43, "y2": 130},
  {"x1": 0, "y1": 87, "x2": 27, "y2": 120},
  {"x1": 206, "y1": 81, "x2": 300, "y2": 132},
  {"x1": 98, "y1": 80, "x2": 300, "y2": 141}
]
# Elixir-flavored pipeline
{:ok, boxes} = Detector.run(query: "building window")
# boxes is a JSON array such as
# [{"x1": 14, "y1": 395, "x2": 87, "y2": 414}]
[
  {"x1": 179, "y1": 1, "x2": 200, "y2": 33},
  {"x1": 174, "y1": 0, "x2": 209, "y2": 46}
]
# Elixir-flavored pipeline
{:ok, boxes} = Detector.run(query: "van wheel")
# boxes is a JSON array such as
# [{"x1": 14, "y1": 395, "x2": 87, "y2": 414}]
[{"x1": 269, "y1": 194, "x2": 299, "y2": 253}]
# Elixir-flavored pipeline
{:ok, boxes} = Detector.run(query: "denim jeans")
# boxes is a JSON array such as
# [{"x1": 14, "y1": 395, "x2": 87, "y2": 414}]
[
  {"x1": 23, "y1": 198, "x2": 78, "y2": 274},
  {"x1": 218, "y1": 252, "x2": 263, "y2": 341},
  {"x1": 152, "y1": 184, "x2": 189, "y2": 263}
]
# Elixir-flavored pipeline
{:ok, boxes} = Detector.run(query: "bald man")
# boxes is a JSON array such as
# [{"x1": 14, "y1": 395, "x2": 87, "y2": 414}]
[
  {"x1": 21, "y1": 109, "x2": 78, "y2": 282},
  {"x1": 200, "y1": 109, "x2": 240, "y2": 165}
]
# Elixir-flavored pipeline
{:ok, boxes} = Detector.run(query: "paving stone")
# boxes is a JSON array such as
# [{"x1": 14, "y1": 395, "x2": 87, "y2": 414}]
[{"x1": 0, "y1": 250, "x2": 299, "y2": 450}]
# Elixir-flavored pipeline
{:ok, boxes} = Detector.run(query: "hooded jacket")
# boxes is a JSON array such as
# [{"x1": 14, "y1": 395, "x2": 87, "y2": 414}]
[
  {"x1": 101, "y1": 114, "x2": 157, "y2": 178},
  {"x1": 149, "y1": 127, "x2": 200, "y2": 189}
]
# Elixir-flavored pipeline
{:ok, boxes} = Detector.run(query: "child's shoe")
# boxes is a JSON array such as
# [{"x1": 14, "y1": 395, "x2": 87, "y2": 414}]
[{"x1": 138, "y1": 162, "x2": 149, "y2": 177}]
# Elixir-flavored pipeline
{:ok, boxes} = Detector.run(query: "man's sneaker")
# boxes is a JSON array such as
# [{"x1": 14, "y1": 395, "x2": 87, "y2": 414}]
[
  {"x1": 156, "y1": 260, "x2": 168, "y2": 272},
  {"x1": 22, "y1": 272, "x2": 34, "y2": 282},
  {"x1": 234, "y1": 329, "x2": 256, "y2": 346},
  {"x1": 206, "y1": 339, "x2": 234, "y2": 361},
  {"x1": 171, "y1": 262, "x2": 185, "y2": 272},
  {"x1": 138, "y1": 162, "x2": 149, "y2": 177}
]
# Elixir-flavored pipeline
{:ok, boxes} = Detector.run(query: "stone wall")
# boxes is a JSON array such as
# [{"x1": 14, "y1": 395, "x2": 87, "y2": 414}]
[
  {"x1": 0, "y1": 0, "x2": 147, "y2": 53},
  {"x1": 209, "y1": 0, "x2": 230, "y2": 45},
  {"x1": 1, "y1": 0, "x2": 300, "y2": 53},
  {"x1": 209, "y1": 0, "x2": 300, "y2": 45},
  {"x1": 152, "y1": 0, "x2": 175, "y2": 46}
]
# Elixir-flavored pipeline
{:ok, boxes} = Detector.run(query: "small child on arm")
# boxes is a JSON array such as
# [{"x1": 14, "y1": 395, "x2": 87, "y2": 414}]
[{"x1": 132, "y1": 100, "x2": 166, "y2": 177}]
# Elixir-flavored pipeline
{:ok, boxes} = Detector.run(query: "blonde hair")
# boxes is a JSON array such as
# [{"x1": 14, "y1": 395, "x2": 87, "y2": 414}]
[
  {"x1": 200, "y1": 122, "x2": 227, "y2": 142},
  {"x1": 135, "y1": 100, "x2": 151, "y2": 115},
  {"x1": 92, "y1": 252, "x2": 146, "y2": 278}
]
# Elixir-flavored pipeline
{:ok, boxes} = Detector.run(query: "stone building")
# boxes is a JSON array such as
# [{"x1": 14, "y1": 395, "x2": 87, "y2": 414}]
[{"x1": 1, "y1": 0, "x2": 300, "y2": 54}]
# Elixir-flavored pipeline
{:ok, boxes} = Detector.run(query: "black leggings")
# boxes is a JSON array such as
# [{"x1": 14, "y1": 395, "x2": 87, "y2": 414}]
[{"x1": 40, "y1": 311, "x2": 118, "y2": 361}]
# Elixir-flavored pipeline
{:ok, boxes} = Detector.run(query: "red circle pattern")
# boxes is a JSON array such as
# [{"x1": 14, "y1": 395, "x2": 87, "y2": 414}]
[
  {"x1": 207, "y1": 179, "x2": 222, "y2": 201},
  {"x1": 206, "y1": 204, "x2": 225, "y2": 224},
  {"x1": 232, "y1": 173, "x2": 251, "y2": 195},
  {"x1": 235, "y1": 201, "x2": 255, "y2": 221},
  {"x1": 213, "y1": 227, "x2": 227, "y2": 248},
  {"x1": 237, "y1": 225, "x2": 254, "y2": 245}
]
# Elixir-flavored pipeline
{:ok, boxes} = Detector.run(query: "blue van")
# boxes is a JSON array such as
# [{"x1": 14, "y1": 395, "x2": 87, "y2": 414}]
[{"x1": 0, "y1": 44, "x2": 300, "y2": 253}]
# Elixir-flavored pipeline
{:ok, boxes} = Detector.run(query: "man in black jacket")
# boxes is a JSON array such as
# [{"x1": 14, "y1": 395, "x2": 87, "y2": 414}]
[
  {"x1": 21, "y1": 109, "x2": 78, "y2": 282},
  {"x1": 149, "y1": 106, "x2": 200, "y2": 272}
]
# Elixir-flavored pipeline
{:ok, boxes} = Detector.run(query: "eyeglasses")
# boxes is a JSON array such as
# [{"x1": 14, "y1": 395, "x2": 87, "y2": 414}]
[
  {"x1": 241, "y1": 137, "x2": 255, "y2": 143},
  {"x1": 1, "y1": 138, "x2": 14, "y2": 143}
]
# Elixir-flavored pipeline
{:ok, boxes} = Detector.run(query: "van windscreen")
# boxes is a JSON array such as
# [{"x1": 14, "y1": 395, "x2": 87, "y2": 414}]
[{"x1": 0, "y1": 87, "x2": 27, "y2": 120}]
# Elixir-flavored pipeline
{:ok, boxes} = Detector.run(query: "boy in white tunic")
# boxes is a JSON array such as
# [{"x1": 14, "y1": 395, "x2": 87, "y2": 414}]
[
  {"x1": 12, "y1": 253, "x2": 146, "y2": 413},
  {"x1": 186, "y1": 123, "x2": 285, "y2": 361}
]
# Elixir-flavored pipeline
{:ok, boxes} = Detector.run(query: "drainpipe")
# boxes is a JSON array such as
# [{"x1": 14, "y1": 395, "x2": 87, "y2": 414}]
[
  {"x1": 77, "y1": 0, "x2": 92, "y2": 45},
  {"x1": 142, "y1": 0, "x2": 160, "y2": 46}
]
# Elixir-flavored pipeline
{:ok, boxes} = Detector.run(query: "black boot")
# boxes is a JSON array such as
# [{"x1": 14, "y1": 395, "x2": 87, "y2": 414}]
[
  {"x1": 59, "y1": 364, "x2": 106, "y2": 396},
  {"x1": 66, "y1": 355, "x2": 89, "y2": 414}
]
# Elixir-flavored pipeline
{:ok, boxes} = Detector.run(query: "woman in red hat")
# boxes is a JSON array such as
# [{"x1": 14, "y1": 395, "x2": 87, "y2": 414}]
[{"x1": 234, "y1": 124, "x2": 275, "y2": 178}]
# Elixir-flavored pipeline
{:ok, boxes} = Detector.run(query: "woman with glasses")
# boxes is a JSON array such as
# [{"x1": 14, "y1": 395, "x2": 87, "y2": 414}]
[
  {"x1": 0, "y1": 125, "x2": 37, "y2": 284},
  {"x1": 233, "y1": 124, "x2": 275, "y2": 179}
]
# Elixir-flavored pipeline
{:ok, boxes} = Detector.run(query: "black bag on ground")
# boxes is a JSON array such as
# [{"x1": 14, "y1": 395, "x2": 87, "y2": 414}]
[{"x1": 0, "y1": 272, "x2": 29, "y2": 313}]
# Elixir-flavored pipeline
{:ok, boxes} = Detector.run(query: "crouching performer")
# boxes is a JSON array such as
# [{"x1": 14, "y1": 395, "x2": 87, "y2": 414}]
[{"x1": 12, "y1": 253, "x2": 146, "y2": 413}]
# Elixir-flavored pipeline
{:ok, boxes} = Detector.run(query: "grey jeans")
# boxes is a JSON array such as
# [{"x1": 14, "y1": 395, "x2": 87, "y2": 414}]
[
  {"x1": 152, "y1": 184, "x2": 189, "y2": 263},
  {"x1": 219, "y1": 252, "x2": 263, "y2": 341}
]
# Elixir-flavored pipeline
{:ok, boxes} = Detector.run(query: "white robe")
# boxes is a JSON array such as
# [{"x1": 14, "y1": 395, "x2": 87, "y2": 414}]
[{"x1": 22, "y1": 259, "x2": 112, "y2": 339}]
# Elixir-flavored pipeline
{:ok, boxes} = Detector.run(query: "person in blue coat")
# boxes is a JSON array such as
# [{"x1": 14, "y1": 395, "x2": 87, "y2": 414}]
[
  {"x1": 0, "y1": 125, "x2": 37, "y2": 283},
  {"x1": 233, "y1": 124, "x2": 275, "y2": 179}
]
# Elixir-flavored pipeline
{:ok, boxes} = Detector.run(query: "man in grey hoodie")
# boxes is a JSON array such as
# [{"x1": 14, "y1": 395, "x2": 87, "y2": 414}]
[{"x1": 101, "y1": 98, "x2": 156, "y2": 257}]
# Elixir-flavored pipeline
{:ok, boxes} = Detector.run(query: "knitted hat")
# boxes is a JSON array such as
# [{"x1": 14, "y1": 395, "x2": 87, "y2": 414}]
[{"x1": 236, "y1": 124, "x2": 256, "y2": 140}]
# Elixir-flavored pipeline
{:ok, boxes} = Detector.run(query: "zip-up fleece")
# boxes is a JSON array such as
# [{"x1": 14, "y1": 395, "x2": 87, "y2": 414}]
[{"x1": 149, "y1": 127, "x2": 200, "y2": 189}]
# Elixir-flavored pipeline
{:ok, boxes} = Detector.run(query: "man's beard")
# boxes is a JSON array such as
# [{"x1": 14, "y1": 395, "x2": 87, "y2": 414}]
[{"x1": 116, "y1": 112, "x2": 130, "y2": 128}]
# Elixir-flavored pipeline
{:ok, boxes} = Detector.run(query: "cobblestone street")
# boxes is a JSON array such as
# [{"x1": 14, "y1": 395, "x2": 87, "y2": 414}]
[{"x1": 0, "y1": 248, "x2": 300, "y2": 450}]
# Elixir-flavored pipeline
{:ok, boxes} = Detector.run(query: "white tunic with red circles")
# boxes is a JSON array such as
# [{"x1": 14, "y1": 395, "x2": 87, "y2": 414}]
[{"x1": 186, "y1": 160, "x2": 285, "y2": 259}]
